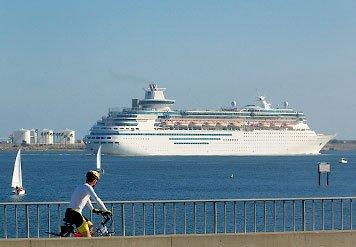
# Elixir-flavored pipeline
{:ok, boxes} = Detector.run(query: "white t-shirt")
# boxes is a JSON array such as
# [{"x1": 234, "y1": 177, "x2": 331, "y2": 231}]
[{"x1": 69, "y1": 183, "x2": 108, "y2": 213}]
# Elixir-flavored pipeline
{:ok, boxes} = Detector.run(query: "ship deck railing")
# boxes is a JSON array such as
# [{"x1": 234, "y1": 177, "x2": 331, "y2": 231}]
[{"x1": 1, "y1": 196, "x2": 355, "y2": 239}]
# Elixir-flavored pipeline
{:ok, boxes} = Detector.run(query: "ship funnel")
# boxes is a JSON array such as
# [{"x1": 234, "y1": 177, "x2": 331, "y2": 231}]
[
  {"x1": 132, "y1": 99, "x2": 140, "y2": 109},
  {"x1": 258, "y1": 96, "x2": 272, "y2": 109}
]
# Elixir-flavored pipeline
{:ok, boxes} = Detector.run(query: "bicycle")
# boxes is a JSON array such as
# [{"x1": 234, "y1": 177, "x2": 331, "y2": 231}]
[{"x1": 47, "y1": 210, "x2": 114, "y2": 237}]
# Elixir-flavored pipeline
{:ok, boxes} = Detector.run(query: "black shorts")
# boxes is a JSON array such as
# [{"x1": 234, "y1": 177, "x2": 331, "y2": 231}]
[{"x1": 65, "y1": 208, "x2": 88, "y2": 228}]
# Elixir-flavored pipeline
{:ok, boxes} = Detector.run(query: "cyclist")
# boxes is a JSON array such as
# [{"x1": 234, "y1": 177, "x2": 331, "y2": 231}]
[{"x1": 64, "y1": 170, "x2": 112, "y2": 237}]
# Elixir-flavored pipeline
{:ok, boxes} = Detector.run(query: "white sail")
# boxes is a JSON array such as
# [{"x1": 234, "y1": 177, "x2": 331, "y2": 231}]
[
  {"x1": 11, "y1": 149, "x2": 22, "y2": 188},
  {"x1": 96, "y1": 145, "x2": 102, "y2": 170}
]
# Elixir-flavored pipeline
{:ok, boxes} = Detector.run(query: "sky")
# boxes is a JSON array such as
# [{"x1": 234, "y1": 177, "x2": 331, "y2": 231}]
[{"x1": 0, "y1": 1, "x2": 355, "y2": 139}]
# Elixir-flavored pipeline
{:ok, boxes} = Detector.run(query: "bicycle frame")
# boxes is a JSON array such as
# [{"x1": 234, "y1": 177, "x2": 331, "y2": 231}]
[{"x1": 94, "y1": 214, "x2": 114, "y2": 237}]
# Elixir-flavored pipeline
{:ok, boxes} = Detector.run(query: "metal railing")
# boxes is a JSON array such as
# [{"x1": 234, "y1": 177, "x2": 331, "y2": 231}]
[{"x1": 0, "y1": 197, "x2": 355, "y2": 239}]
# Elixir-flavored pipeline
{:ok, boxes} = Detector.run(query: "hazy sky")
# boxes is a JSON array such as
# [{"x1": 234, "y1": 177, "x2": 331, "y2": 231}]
[{"x1": 1, "y1": 1, "x2": 355, "y2": 139}]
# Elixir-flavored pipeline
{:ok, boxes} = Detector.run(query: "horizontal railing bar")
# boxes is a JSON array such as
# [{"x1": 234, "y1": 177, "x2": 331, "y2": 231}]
[
  {"x1": 0, "y1": 202, "x2": 70, "y2": 206},
  {"x1": 2, "y1": 196, "x2": 356, "y2": 206}
]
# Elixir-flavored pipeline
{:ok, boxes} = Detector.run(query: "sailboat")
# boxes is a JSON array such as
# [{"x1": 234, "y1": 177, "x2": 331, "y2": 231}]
[
  {"x1": 96, "y1": 145, "x2": 104, "y2": 173},
  {"x1": 11, "y1": 149, "x2": 25, "y2": 196}
]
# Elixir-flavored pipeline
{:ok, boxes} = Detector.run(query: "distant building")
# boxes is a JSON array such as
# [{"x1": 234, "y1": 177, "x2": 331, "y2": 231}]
[
  {"x1": 13, "y1": 129, "x2": 31, "y2": 145},
  {"x1": 0, "y1": 138, "x2": 11, "y2": 144},
  {"x1": 30, "y1": 129, "x2": 38, "y2": 144},
  {"x1": 39, "y1": 129, "x2": 54, "y2": 144},
  {"x1": 54, "y1": 129, "x2": 76, "y2": 144},
  {"x1": 11, "y1": 128, "x2": 76, "y2": 145}
]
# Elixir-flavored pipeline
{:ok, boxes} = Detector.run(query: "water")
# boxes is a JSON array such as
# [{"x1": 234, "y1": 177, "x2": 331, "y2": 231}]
[{"x1": 1, "y1": 150, "x2": 356, "y2": 203}]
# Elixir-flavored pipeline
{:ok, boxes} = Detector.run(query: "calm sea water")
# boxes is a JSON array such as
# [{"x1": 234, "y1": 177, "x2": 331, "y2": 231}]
[{"x1": 1, "y1": 150, "x2": 356, "y2": 203}]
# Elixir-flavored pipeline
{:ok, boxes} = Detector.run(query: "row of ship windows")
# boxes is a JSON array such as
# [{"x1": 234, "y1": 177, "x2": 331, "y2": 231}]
[
  {"x1": 87, "y1": 140, "x2": 309, "y2": 145},
  {"x1": 90, "y1": 133, "x2": 232, "y2": 136},
  {"x1": 93, "y1": 127, "x2": 139, "y2": 130},
  {"x1": 245, "y1": 135, "x2": 310, "y2": 137},
  {"x1": 87, "y1": 137, "x2": 112, "y2": 140},
  {"x1": 243, "y1": 132, "x2": 309, "y2": 135},
  {"x1": 87, "y1": 141, "x2": 119, "y2": 144},
  {"x1": 88, "y1": 137, "x2": 307, "y2": 142},
  {"x1": 242, "y1": 139, "x2": 309, "y2": 141},
  {"x1": 122, "y1": 138, "x2": 150, "y2": 140},
  {"x1": 173, "y1": 142, "x2": 209, "y2": 145},
  {"x1": 169, "y1": 138, "x2": 220, "y2": 141}
]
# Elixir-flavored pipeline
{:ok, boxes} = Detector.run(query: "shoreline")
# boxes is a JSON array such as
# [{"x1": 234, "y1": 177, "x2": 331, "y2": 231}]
[
  {"x1": 322, "y1": 140, "x2": 356, "y2": 151},
  {"x1": 1, "y1": 140, "x2": 356, "y2": 152},
  {"x1": 0, "y1": 143, "x2": 85, "y2": 152}
]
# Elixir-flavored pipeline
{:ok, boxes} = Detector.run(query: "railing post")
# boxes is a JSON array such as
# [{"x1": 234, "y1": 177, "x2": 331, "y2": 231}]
[
  {"x1": 293, "y1": 200, "x2": 296, "y2": 231},
  {"x1": 254, "y1": 201, "x2": 256, "y2": 232},
  {"x1": 3, "y1": 205, "x2": 7, "y2": 239},
  {"x1": 341, "y1": 199, "x2": 344, "y2": 230},
  {"x1": 244, "y1": 201, "x2": 247, "y2": 233},
  {"x1": 204, "y1": 202, "x2": 207, "y2": 234},
  {"x1": 302, "y1": 200, "x2": 306, "y2": 231},
  {"x1": 47, "y1": 204, "x2": 51, "y2": 238},
  {"x1": 213, "y1": 202, "x2": 217, "y2": 234},
  {"x1": 173, "y1": 203, "x2": 176, "y2": 235},
  {"x1": 37, "y1": 205, "x2": 40, "y2": 238},
  {"x1": 264, "y1": 201, "x2": 266, "y2": 232},
  {"x1": 162, "y1": 203, "x2": 166, "y2": 235},
  {"x1": 153, "y1": 203, "x2": 156, "y2": 235},
  {"x1": 274, "y1": 200, "x2": 276, "y2": 232},
  {"x1": 331, "y1": 199, "x2": 334, "y2": 230},
  {"x1": 111, "y1": 203, "x2": 115, "y2": 235},
  {"x1": 183, "y1": 202, "x2": 186, "y2": 234},
  {"x1": 233, "y1": 201, "x2": 237, "y2": 233},
  {"x1": 312, "y1": 200, "x2": 315, "y2": 231},
  {"x1": 57, "y1": 204, "x2": 61, "y2": 235},
  {"x1": 121, "y1": 203, "x2": 125, "y2": 236},
  {"x1": 26, "y1": 205, "x2": 30, "y2": 238},
  {"x1": 350, "y1": 199, "x2": 353, "y2": 230},
  {"x1": 193, "y1": 202, "x2": 197, "y2": 234},
  {"x1": 322, "y1": 199, "x2": 324, "y2": 231},
  {"x1": 224, "y1": 202, "x2": 227, "y2": 233},
  {"x1": 15, "y1": 204, "x2": 18, "y2": 238},
  {"x1": 132, "y1": 203, "x2": 135, "y2": 236},
  {"x1": 282, "y1": 200, "x2": 285, "y2": 232}
]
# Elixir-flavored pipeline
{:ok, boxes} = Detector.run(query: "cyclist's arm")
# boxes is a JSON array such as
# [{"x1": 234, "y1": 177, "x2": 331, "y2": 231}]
[
  {"x1": 87, "y1": 186, "x2": 108, "y2": 211},
  {"x1": 86, "y1": 199, "x2": 94, "y2": 211}
]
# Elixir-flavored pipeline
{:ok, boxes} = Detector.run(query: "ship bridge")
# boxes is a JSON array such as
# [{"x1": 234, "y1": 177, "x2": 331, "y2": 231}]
[{"x1": 134, "y1": 83, "x2": 175, "y2": 111}]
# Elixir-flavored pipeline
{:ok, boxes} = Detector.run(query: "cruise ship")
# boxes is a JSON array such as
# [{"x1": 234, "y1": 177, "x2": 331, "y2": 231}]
[{"x1": 84, "y1": 84, "x2": 334, "y2": 155}]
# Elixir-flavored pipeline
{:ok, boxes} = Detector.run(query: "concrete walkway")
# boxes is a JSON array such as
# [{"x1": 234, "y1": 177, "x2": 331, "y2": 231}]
[{"x1": 0, "y1": 231, "x2": 355, "y2": 247}]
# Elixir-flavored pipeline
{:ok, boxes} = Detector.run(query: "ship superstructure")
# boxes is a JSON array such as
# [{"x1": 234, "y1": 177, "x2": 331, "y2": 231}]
[{"x1": 84, "y1": 84, "x2": 334, "y2": 155}]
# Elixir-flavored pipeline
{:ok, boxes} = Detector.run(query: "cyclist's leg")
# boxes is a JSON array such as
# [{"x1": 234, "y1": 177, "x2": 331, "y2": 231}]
[
  {"x1": 87, "y1": 220, "x2": 93, "y2": 235},
  {"x1": 66, "y1": 208, "x2": 91, "y2": 237},
  {"x1": 77, "y1": 216, "x2": 92, "y2": 237},
  {"x1": 77, "y1": 220, "x2": 91, "y2": 237},
  {"x1": 61, "y1": 209, "x2": 76, "y2": 236}
]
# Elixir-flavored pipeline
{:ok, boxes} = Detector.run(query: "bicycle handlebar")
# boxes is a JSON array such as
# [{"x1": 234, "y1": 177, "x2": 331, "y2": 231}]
[{"x1": 93, "y1": 209, "x2": 112, "y2": 217}]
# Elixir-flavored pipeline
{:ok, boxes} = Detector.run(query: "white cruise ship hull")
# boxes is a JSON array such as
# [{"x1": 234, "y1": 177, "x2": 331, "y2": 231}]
[{"x1": 85, "y1": 130, "x2": 334, "y2": 156}]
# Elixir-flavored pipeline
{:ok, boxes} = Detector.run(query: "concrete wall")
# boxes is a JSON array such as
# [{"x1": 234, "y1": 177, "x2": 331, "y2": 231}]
[{"x1": 1, "y1": 231, "x2": 356, "y2": 247}]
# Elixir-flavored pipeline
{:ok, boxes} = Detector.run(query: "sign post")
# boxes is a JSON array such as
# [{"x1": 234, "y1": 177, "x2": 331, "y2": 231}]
[{"x1": 318, "y1": 162, "x2": 331, "y2": 186}]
